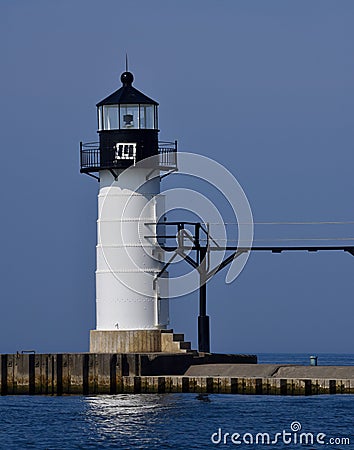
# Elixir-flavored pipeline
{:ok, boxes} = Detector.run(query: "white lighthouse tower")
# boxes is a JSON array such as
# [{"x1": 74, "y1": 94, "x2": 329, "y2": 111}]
[{"x1": 80, "y1": 70, "x2": 185, "y2": 353}]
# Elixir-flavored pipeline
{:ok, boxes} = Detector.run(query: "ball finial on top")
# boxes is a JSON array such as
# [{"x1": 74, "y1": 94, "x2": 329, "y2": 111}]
[{"x1": 121, "y1": 71, "x2": 134, "y2": 86}]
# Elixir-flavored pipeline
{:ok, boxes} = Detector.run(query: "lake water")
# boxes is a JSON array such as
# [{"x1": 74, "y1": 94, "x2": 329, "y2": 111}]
[{"x1": 0, "y1": 354, "x2": 353, "y2": 449}]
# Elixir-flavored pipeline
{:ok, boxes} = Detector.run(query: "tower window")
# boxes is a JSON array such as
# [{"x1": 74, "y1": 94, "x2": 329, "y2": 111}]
[{"x1": 114, "y1": 143, "x2": 137, "y2": 164}]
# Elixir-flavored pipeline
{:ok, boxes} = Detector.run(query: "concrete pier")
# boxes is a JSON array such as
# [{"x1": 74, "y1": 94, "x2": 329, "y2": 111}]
[{"x1": 1, "y1": 353, "x2": 353, "y2": 396}]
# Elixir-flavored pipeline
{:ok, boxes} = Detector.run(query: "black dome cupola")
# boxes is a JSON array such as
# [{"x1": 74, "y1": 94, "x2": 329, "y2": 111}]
[
  {"x1": 97, "y1": 71, "x2": 158, "y2": 131},
  {"x1": 97, "y1": 71, "x2": 158, "y2": 111}
]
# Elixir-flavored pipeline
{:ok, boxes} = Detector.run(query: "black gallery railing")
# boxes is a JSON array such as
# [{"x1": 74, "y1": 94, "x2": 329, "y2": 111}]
[{"x1": 80, "y1": 140, "x2": 177, "y2": 173}]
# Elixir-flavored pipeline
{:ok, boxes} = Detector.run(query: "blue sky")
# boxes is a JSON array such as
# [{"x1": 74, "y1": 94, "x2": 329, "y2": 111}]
[{"x1": 1, "y1": 0, "x2": 354, "y2": 354}]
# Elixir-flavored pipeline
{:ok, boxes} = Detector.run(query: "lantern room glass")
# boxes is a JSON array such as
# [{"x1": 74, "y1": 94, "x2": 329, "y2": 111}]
[
  {"x1": 98, "y1": 106, "x2": 103, "y2": 130},
  {"x1": 103, "y1": 105, "x2": 119, "y2": 130},
  {"x1": 139, "y1": 105, "x2": 154, "y2": 129},
  {"x1": 98, "y1": 104, "x2": 157, "y2": 131},
  {"x1": 120, "y1": 104, "x2": 139, "y2": 129}
]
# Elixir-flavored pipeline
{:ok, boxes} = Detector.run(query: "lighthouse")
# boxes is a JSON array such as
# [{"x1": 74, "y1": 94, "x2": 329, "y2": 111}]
[{"x1": 80, "y1": 70, "x2": 188, "y2": 353}]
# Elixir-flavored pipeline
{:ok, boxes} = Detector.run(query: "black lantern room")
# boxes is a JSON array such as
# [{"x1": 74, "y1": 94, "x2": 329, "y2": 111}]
[
  {"x1": 97, "y1": 71, "x2": 158, "y2": 169},
  {"x1": 80, "y1": 71, "x2": 177, "y2": 179}
]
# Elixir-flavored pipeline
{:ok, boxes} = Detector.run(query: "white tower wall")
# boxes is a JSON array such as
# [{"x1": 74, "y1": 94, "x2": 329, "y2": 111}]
[{"x1": 96, "y1": 169, "x2": 169, "y2": 331}]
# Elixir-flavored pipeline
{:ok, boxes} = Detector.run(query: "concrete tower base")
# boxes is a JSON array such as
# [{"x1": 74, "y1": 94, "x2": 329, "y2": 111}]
[{"x1": 90, "y1": 330, "x2": 193, "y2": 353}]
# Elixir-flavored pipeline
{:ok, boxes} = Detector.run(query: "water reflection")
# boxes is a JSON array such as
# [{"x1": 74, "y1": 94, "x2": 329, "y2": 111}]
[{"x1": 83, "y1": 395, "x2": 177, "y2": 448}]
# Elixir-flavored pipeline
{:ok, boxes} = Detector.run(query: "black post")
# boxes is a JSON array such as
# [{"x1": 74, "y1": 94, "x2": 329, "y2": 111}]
[{"x1": 198, "y1": 246, "x2": 210, "y2": 353}]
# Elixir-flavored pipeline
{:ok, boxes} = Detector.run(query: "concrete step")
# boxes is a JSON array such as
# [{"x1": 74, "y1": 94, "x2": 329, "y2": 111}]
[
  {"x1": 172, "y1": 333, "x2": 185, "y2": 342},
  {"x1": 160, "y1": 330, "x2": 196, "y2": 353},
  {"x1": 179, "y1": 341, "x2": 191, "y2": 350}
]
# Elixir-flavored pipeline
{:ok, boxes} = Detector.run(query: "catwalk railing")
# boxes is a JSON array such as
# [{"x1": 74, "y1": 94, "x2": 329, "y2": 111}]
[
  {"x1": 80, "y1": 140, "x2": 177, "y2": 174},
  {"x1": 145, "y1": 221, "x2": 354, "y2": 353}
]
